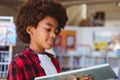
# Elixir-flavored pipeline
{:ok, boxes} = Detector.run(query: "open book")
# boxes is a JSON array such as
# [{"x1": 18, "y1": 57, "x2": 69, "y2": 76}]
[{"x1": 35, "y1": 63, "x2": 117, "y2": 80}]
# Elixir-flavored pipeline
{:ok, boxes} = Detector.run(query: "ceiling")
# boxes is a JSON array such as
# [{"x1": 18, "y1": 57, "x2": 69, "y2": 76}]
[
  {"x1": 60, "y1": 0, "x2": 120, "y2": 7},
  {"x1": 0, "y1": 0, "x2": 120, "y2": 8}
]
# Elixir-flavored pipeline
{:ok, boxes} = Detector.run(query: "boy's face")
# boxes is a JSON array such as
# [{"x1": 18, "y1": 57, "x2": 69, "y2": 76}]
[{"x1": 27, "y1": 16, "x2": 59, "y2": 50}]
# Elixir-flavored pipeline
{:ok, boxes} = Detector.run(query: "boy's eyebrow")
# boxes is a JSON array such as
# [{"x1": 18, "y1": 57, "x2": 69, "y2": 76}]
[{"x1": 46, "y1": 22, "x2": 58, "y2": 28}]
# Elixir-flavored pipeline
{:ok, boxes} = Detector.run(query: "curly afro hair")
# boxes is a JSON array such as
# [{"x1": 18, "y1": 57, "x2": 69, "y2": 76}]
[{"x1": 15, "y1": 0, "x2": 68, "y2": 44}]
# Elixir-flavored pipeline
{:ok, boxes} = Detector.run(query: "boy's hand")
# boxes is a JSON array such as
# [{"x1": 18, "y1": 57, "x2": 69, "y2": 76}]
[
  {"x1": 72, "y1": 74, "x2": 94, "y2": 80},
  {"x1": 80, "y1": 75, "x2": 94, "y2": 80}
]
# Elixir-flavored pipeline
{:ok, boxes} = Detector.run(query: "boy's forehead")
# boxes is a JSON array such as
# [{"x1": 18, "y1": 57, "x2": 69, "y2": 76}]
[{"x1": 39, "y1": 16, "x2": 59, "y2": 27}]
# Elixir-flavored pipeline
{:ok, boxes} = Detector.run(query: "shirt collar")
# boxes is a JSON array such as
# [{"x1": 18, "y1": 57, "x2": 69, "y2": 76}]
[
  {"x1": 24, "y1": 47, "x2": 40, "y2": 64},
  {"x1": 23, "y1": 47, "x2": 55, "y2": 64}
]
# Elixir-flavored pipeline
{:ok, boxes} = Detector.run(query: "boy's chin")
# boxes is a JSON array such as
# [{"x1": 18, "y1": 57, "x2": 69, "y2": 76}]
[{"x1": 45, "y1": 46, "x2": 53, "y2": 49}]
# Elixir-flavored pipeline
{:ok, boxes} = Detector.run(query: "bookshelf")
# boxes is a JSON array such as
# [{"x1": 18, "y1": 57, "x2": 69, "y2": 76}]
[
  {"x1": 0, "y1": 49, "x2": 9, "y2": 79},
  {"x1": 57, "y1": 54, "x2": 120, "y2": 72},
  {"x1": 0, "y1": 16, "x2": 16, "y2": 79}
]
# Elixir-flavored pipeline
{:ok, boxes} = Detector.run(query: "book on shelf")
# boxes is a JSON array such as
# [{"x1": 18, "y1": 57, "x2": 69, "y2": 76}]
[{"x1": 35, "y1": 63, "x2": 117, "y2": 80}]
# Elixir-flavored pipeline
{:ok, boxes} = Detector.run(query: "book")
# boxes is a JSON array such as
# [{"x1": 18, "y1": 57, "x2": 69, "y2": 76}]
[{"x1": 35, "y1": 63, "x2": 117, "y2": 80}]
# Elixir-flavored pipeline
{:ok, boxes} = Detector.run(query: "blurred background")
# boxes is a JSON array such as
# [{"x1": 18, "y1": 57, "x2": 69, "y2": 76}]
[{"x1": 0, "y1": 0, "x2": 120, "y2": 79}]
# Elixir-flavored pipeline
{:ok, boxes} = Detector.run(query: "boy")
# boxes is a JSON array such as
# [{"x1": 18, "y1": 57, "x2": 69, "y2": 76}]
[{"x1": 7, "y1": 0, "x2": 68, "y2": 80}]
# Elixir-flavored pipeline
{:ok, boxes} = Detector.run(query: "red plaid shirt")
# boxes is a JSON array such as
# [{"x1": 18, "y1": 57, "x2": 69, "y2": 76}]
[{"x1": 7, "y1": 47, "x2": 60, "y2": 80}]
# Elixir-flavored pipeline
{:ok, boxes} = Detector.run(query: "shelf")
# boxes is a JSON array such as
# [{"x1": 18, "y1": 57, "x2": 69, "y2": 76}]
[{"x1": 57, "y1": 54, "x2": 120, "y2": 72}]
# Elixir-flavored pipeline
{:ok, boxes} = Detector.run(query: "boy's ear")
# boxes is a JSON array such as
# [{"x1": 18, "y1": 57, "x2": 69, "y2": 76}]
[{"x1": 26, "y1": 26, "x2": 34, "y2": 35}]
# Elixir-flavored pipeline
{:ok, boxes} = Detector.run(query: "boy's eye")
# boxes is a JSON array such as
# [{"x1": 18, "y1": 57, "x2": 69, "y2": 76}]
[
  {"x1": 55, "y1": 28, "x2": 61, "y2": 35},
  {"x1": 45, "y1": 28, "x2": 51, "y2": 32},
  {"x1": 45, "y1": 27, "x2": 61, "y2": 35}
]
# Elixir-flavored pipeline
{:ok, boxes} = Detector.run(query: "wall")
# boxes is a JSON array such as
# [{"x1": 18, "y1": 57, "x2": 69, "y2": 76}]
[
  {"x1": 66, "y1": 5, "x2": 84, "y2": 25},
  {"x1": 87, "y1": 2, "x2": 120, "y2": 25},
  {"x1": 0, "y1": 4, "x2": 16, "y2": 16}
]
